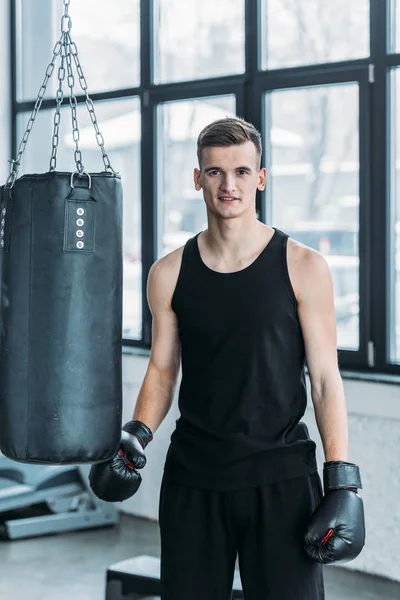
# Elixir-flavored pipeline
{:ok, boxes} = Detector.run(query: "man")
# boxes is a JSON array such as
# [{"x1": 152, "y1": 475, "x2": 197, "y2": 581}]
[{"x1": 90, "y1": 117, "x2": 365, "y2": 599}]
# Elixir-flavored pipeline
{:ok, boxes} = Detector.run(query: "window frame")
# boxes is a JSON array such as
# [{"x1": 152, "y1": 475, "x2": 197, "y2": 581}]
[{"x1": 256, "y1": 66, "x2": 372, "y2": 368}]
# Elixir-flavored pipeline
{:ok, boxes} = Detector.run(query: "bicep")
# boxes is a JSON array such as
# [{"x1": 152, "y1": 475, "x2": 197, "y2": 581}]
[
  {"x1": 146, "y1": 260, "x2": 181, "y2": 381},
  {"x1": 296, "y1": 252, "x2": 339, "y2": 392}
]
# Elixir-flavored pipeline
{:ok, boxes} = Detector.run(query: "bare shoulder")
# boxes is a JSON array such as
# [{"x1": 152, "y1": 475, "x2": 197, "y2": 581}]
[
  {"x1": 147, "y1": 244, "x2": 185, "y2": 309},
  {"x1": 286, "y1": 237, "x2": 332, "y2": 302}
]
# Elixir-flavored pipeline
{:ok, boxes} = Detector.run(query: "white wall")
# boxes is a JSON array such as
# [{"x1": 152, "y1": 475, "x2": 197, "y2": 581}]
[
  {"x1": 120, "y1": 352, "x2": 400, "y2": 583},
  {"x1": 0, "y1": 0, "x2": 11, "y2": 181}
]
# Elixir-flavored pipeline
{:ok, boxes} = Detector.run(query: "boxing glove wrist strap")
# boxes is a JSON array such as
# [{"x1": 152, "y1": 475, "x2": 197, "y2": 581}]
[
  {"x1": 122, "y1": 420, "x2": 153, "y2": 449},
  {"x1": 323, "y1": 460, "x2": 362, "y2": 493}
]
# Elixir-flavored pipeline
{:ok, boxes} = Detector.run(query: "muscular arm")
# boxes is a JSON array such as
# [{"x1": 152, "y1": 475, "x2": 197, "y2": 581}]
[
  {"x1": 131, "y1": 253, "x2": 182, "y2": 434},
  {"x1": 289, "y1": 243, "x2": 349, "y2": 462}
]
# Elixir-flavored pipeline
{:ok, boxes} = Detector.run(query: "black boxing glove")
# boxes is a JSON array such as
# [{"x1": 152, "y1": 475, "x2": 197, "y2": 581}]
[
  {"x1": 304, "y1": 461, "x2": 365, "y2": 564},
  {"x1": 89, "y1": 420, "x2": 153, "y2": 503}
]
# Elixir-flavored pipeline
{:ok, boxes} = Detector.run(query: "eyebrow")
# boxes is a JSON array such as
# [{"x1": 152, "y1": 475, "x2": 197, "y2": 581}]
[{"x1": 204, "y1": 166, "x2": 253, "y2": 173}]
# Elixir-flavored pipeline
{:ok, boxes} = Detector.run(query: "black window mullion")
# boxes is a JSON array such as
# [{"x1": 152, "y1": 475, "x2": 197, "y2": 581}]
[
  {"x1": 369, "y1": 0, "x2": 390, "y2": 370},
  {"x1": 244, "y1": 0, "x2": 260, "y2": 77},
  {"x1": 138, "y1": 0, "x2": 155, "y2": 347},
  {"x1": 148, "y1": 75, "x2": 244, "y2": 103},
  {"x1": 140, "y1": 0, "x2": 152, "y2": 89},
  {"x1": 258, "y1": 64, "x2": 372, "y2": 91},
  {"x1": 244, "y1": 0, "x2": 264, "y2": 221},
  {"x1": 386, "y1": 52, "x2": 400, "y2": 66},
  {"x1": 358, "y1": 70, "x2": 373, "y2": 368}
]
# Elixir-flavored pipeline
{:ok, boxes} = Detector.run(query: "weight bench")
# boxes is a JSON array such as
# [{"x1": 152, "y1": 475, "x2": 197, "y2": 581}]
[
  {"x1": 106, "y1": 555, "x2": 244, "y2": 600},
  {"x1": 0, "y1": 456, "x2": 118, "y2": 539}
]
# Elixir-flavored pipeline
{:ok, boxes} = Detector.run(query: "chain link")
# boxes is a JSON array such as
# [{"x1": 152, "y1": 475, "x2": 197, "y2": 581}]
[
  {"x1": 49, "y1": 38, "x2": 67, "y2": 172},
  {"x1": 61, "y1": 0, "x2": 72, "y2": 34},
  {"x1": 6, "y1": 0, "x2": 115, "y2": 188}
]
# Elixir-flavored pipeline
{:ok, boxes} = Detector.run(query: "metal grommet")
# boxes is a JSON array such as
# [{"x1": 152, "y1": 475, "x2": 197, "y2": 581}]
[
  {"x1": 76, "y1": 230, "x2": 84, "y2": 238},
  {"x1": 76, "y1": 241, "x2": 84, "y2": 249},
  {"x1": 0, "y1": 229, "x2": 4, "y2": 236},
  {"x1": 76, "y1": 218, "x2": 84, "y2": 226},
  {"x1": 2, "y1": 208, "x2": 6, "y2": 215},
  {"x1": 76, "y1": 208, "x2": 85, "y2": 216},
  {"x1": 0, "y1": 240, "x2": 4, "y2": 247}
]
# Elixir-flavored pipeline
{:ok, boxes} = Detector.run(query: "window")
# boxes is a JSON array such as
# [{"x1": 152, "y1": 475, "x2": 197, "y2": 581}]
[
  {"x1": 16, "y1": 0, "x2": 140, "y2": 102},
  {"x1": 17, "y1": 97, "x2": 142, "y2": 340},
  {"x1": 154, "y1": 0, "x2": 245, "y2": 83},
  {"x1": 391, "y1": 0, "x2": 400, "y2": 53},
  {"x1": 10, "y1": 0, "x2": 400, "y2": 374},
  {"x1": 261, "y1": 0, "x2": 370, "y2": 70},
  {"x1": 157, "y1": 95, "x2": 236, "y2": 257},
  {"x1": 265, "y1": 84, "x2": 360, "y2": 350}
]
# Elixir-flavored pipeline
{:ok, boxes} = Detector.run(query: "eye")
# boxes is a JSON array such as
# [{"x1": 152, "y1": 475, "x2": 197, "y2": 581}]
[
  {"x1": 209, "y1": 170, "x2": 221, "y2": 176},
  {"x1": 238, "y1": 169, "x2": 248, "y2": 176}
]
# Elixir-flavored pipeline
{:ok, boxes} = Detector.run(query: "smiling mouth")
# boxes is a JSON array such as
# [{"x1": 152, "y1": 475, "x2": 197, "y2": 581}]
[{"x1": 219, "y1": 197, "x2": 239, "y2": 201}]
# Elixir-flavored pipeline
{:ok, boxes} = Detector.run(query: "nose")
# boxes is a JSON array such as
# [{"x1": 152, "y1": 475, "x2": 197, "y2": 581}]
[{"x1": 220, "y1": 173, "x2": 236, "y2": 193}]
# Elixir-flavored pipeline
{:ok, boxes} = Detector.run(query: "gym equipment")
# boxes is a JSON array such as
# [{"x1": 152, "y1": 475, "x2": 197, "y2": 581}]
[
  {"x1": 105, "y1": 555, "x2": 245, "y2": 600},
  {"x1": 0, "y1": 454, "x2": 118, "y2": 540},
  {"x1": 0, "y1": 0, "x2": 123, "y2": 464}
]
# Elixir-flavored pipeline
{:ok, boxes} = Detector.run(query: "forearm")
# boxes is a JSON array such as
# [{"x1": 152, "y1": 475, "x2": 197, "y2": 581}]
[
  {"x1": 132, "y1": 360, "x2": 177, "y2": 434},
  {"x1": 311, "y1": 373, "x2": 349, "y2": 462}
]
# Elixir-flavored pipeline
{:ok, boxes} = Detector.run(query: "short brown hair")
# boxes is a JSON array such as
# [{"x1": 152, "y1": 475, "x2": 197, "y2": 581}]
[{"x1": 197, "y1": 117, "x2": 262, "y2": 168}]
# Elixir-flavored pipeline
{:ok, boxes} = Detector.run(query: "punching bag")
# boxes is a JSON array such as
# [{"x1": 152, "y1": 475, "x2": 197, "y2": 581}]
[{"x1": 0, "y1": 2, "x2": 123, "y2": 464}]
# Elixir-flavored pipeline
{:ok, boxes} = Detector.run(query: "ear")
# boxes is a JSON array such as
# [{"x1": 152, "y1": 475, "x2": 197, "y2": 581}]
[
  {"x1": 257, "y1": 168, "x2": 267, "y2": 191},
  {"x1": 194, "y1": 168, "x2": 202, "y2": 191}
]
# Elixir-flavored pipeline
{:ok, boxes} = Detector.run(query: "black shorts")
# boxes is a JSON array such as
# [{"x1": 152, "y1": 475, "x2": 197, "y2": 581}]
[{"x1": 158, "y1": 471, "x2": 325, "y2": 600}]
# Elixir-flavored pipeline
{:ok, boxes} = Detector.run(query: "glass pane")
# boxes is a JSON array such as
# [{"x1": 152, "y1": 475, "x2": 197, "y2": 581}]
[
  {"x1": 17, "y1": 97, "x2": 142, "y2": 340},
  {"x1": 262, "y1": 0, "x2": 369, "y2": 70},
  {"x1": 154, "y1": 0, "x2": 245, "y2": 84},
  {"x1": 157, "y1": 95, "x2": 236, "y2": 257},
  {"x1": 17, "y1": 0, "x2": 140, "y2": 102},
  {"x1": 265, "y1": 84, "x2": 360, "y2": 350},
  {"x1": 391, "y1": 70, "x2": 400, "y2": 363},
  {"x1": 392, "y1": 0, "x2": 400, "y2": 53}
]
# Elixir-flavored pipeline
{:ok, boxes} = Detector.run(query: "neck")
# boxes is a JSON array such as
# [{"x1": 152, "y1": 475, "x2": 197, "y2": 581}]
[{"x1": 202, "y1": 219, "x2": 273, "y2": 259}]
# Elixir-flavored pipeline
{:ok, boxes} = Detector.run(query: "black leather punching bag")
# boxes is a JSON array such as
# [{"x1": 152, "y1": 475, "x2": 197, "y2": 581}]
[
  {"x1": 0, "y1": 172, "x2": 123, "y2": 464},
  {"x1": 0, "y1": 4, "x2": 124, "y2": 464}
]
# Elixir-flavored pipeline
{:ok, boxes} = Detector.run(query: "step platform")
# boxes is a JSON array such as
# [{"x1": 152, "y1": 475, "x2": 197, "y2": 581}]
[{"x1": 106, "y1": 554, "x2": 244, "y2": 600}]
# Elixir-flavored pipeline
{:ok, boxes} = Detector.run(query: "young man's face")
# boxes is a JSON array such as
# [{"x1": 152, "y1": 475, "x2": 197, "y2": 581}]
[{"x1": 194, "y1": 141, "x2": 266, "y2": 219}]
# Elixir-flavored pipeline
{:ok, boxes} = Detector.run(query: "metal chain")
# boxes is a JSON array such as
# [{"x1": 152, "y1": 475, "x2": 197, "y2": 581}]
[
  {"x1": 66, "y1": 33, "x2": 115, "y2": 173},
  {"x1": 61, "y1": 0, "x2": 72, "y2": 34},
  {"x1": 5, "y1": 34, "x2": 64, "y2": 188},
  {"x1": 6, "y1": 0, "x2": 115, "y2": 187},
  {"x1": 64, "y1": 34, "x2": 84, "y2": 174},
  {"x1": 49, "y1": 38, "x2": 67, "y2": 172}
]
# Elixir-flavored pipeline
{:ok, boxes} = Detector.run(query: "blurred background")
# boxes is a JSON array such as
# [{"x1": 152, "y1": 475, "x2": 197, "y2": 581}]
[{"x1": 0, "y1": 1, "x2": 399, "y2": 599}]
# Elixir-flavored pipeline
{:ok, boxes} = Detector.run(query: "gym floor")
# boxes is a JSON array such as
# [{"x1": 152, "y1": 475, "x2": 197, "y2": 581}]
[{"x1": 0, "y1": 514, "x2": 399, "y2": 600}]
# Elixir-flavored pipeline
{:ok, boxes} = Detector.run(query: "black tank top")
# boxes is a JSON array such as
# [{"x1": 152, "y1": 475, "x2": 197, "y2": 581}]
[{"x1": 163, "y1": 227, "x2": 317, "y2": 490}]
